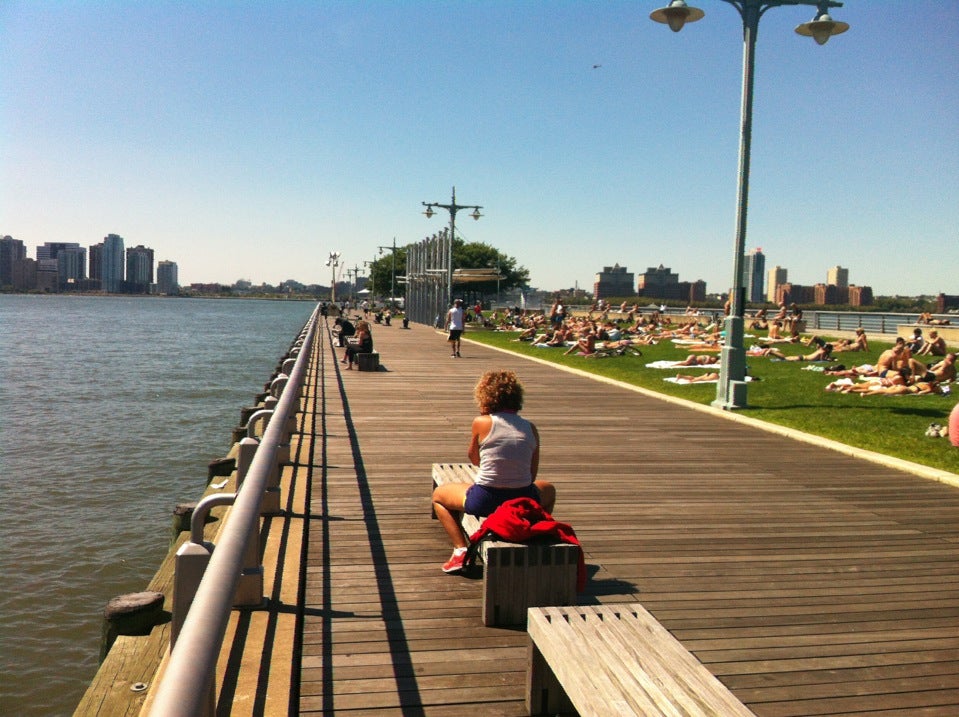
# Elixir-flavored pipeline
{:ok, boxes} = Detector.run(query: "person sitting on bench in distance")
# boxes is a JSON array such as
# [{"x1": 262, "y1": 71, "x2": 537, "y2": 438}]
[
  {"x1": 431, "y1": 370, "x2": 556, "y2": 574},
  {"x1": 341, "y1": 320, "x2": 373, "y2": 370},
  {"x1": 333, "y1": 316, "x2": 355, "y2": 347}
]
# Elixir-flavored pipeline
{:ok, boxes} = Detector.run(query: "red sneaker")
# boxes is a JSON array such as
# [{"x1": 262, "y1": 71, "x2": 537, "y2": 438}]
[{"x1": 442, "y1": 548, "x2": 468, "y2": 574}]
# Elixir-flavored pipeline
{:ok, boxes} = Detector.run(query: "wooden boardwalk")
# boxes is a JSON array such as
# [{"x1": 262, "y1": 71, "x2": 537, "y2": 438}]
[{"x1": 218, "y1": 317, "x2": 959, "y2": 717}]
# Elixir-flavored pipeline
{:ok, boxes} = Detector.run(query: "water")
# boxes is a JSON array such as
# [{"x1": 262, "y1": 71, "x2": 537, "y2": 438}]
[{"x1": 0, "y1": 295, "x2": 316, "y2": 716}]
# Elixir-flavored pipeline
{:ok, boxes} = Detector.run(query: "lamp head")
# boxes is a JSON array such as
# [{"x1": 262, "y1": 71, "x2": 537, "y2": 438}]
[
  {"x1": 795, "y1": 11, "x2": 849, "y2": 45},
  {"x1": 650, "y1": 0, "x2": 704, "y2": 33},
  {"x1": 423, "y1": 206, "x2": 435, "y2": 219},
  {"x1": 471, "y1": 208, "x2": 482, "y2": 220}
]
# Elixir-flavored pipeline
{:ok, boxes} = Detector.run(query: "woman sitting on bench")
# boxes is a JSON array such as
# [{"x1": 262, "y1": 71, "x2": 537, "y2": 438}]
[
  {"x1": 431, "y1": 369, "x2": 556, "y2": 574},
  {"x1": 341, "y1": 320, "x2": 373, "y2": 370}
]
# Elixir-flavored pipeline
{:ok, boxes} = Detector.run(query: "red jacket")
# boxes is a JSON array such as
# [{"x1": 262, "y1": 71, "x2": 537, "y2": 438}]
[{"x1": 469, "y1": 497, "x2": 586, "y2": 591}]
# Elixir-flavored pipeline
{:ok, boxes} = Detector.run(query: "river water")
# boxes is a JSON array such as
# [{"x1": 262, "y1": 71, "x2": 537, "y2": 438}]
[{"x1": 0, "y1": 294, "x2": 316, "y2": 716}]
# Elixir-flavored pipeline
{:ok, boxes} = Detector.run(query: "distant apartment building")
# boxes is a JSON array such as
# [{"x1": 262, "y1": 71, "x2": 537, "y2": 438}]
[
  {"x1": 637, "y1": 265, "x2": 706, "y2": 303},
  {"x1": 88, "y1": 243, "x2": 103, "y2": 287},
  {"x1": 767, "y1": 265, "x2": 787, "y2": 303},
  {"x1": 12, "y1": 257, "x2": 37, "y2": 291},
  {"x1": 847, "y1": 285, "x2": 873, "y2": 307},
  {"x1": 827, "y1": 265, "x2": 849, "y2": 288},
  {"x1": 593, "y1": 264, "x2": 635, "y2": 300},
  {"x1": 101, "y1": 234, "x2": 125, "y2": 292},
  {"x1": 57, "y1": 246, "x2": 87, "y2": 290},
  {"x1": 0, "y1": 235, "x2": 26, "y2": 287},
  {"x1": 157, "y1": 260, "x2": 179, "y2": 295},
  {"x1": 37, "y1": 242, "x2": 81, "y2": 263},
  {"x1": 743, "y1": 248, "x2": 765, "y2": 304},
  {"x1": 126, "y1": 245, "x2": 155, "y2": 294}
]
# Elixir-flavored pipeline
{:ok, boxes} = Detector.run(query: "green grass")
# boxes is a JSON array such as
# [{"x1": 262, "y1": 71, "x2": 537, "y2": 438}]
[{"x1": 464, "y1": 328, "x2": 959, "y2": 476}]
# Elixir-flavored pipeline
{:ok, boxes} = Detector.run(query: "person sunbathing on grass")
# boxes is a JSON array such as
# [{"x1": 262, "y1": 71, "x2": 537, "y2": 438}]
[
  {"x1": 876, "y1": 341, "x2": 911, "y2": 378},
  {"x1": 755, "y1": 344, "x2": 833, "y2": 362},
  {"x1": 676, "y1": 353, "x2": 720, "y2": 366},
  {"x1": 910, "y1": 352, "x2": 956, "y2": 384},
  {"x1": 854, "y1": 381, "x2": 940, "y2": 396},
  {"x1": 563, "y1": 329, "x2": 596, "y2": 356},
  {"x1": 675, "y1": 372, "x2": 720, "y2": 383},
  {"x1": 830, "y1": 328, "x2": 869, "y2": 353},
  {"x1": 826, "y1": 369, "x2": 909, "y2": 393},
  {"x1": 915, "y1": 330, "x2": 947, "y2": 356}
]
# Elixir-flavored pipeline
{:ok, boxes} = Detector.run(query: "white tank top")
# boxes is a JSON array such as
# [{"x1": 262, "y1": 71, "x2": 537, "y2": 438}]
[{"x1": 474, "y1": 412, "x2": 536, "y2": 489}]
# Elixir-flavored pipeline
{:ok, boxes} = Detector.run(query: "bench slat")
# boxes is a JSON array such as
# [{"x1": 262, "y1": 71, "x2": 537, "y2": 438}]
[{"x1": 527, "y1": 604, "x2": 756, "y2": 717}]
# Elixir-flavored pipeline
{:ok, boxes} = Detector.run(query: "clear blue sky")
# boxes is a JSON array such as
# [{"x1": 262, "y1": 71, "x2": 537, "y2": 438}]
[{"x1": 2, "y1": 1, "x2": 957, "y2": 297}]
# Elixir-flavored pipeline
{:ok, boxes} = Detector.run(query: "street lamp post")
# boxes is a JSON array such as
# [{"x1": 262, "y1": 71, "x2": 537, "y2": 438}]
[
  {"x1": 650, "y1": 0, "x2": 848, "y2": 410},
  {"x1": 422, "y1": 187, "x2": 483, "y2": 306},
  {"x1": 325, "y1": 251, "x2": 341, "y2": 304},
  {"x1": 377, "y1": 237, "x2": 399, "y2": 307}
]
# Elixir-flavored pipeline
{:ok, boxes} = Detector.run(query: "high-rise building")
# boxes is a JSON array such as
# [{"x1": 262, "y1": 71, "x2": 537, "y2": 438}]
[
  {"x1": 767, "y1": 265, "x2": 787, "y2": 303},
  {"x1": 126, "y1": 245, "x2": 155, "y2": 293},
  {"x1": 57, "y1": 246, "x2": 87, "y2": 289},
  {"x1": 827, "y1": 265, "x2": 848, "y2": 288},
  {"x1": 157, "y1": 260, "x2": 179, "y2": 295},
  {"x1": 593, "y1": 264, "x2": 635, "y2": 300},
  {"x1": 37, "y1": 242, "x2": 81, "y2": 262},
  {"x1": 88, "y1": 243, "x2": 103, "y2": 285},
  {"x1": 743, "y1": 248, "x2": 765, "y2": 304},
  {"x1": 0, "y1": 235, "x2": 26, "y2": 286},
  {"x1": 101, "y1": 234, "x2": 125, "y2": 293}
]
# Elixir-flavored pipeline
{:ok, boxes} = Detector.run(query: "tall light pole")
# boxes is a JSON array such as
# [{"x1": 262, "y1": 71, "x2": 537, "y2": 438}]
[
  {"x1": 650, "y1": 0, "x2": 848, "y2": 410},
  {"x1": 422, "y1": 187, "x2": 483, "y2": 306},
  {"x1": 377, "y1": 237, "x2": 398, "y2": 307},
  {"x1": 325, "y1": 251, "x2": 341, "y2": 304}
]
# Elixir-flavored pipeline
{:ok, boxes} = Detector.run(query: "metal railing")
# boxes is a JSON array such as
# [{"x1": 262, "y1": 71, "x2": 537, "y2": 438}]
[{"x1": 147, "y1": 305, "x2": 319, "y2": 717}]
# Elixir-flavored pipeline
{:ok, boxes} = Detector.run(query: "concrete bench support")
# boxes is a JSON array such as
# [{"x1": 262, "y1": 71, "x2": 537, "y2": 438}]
[
  {"x1": 526, "y1": 604, "x2": 757, "y2": 717},
  {"x1": 357, "y1": 351, "x2": 380, "y2": 371},
  {"x1": 431, "y1": 463, "x2": 578, "y2": 626}
]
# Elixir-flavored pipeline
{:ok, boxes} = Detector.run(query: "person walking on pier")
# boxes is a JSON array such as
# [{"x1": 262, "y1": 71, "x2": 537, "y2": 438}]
[
  {"x1": 431, "y1": 370, "x2": 556, "y2": 574},
  {"x1": 445, "y1": 298, "x2": 465, "y2": 358}
]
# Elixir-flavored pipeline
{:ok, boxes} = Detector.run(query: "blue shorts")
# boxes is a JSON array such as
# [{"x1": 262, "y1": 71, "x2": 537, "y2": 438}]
[{"x1": 464, "y1": 483, "x2": 540, "y2": 518}]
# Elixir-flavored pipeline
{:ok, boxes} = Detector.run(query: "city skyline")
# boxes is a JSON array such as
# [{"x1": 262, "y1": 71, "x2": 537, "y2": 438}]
[
  {"x1": 0, "y1": 233, "x2": 928, "y2": 299},
  {"x1": 2, "y1": 3, "x2": 957, "y2": 296}
]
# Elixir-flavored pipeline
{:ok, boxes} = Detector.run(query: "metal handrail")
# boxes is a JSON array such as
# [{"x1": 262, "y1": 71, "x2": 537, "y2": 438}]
[{"x1": 147, "y1": 304, "x2": 319, "y2": 717}]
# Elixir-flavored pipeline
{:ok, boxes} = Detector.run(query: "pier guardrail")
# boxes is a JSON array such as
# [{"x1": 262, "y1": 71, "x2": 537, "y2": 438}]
[{"x1": 146, "y1": 304, "x2": 319, "y2": 717}]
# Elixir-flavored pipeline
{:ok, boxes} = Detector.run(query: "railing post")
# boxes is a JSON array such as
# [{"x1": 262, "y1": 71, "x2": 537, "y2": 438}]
[
  {"x1": 236, "y1": 437, "x2": 259, "y2": 486},
  {"x1": 269, "y1": 373, "x2": 288, "y2": 398},
  {"x1": 171, "y1": 493, "x2": 236, "y2": 647}
]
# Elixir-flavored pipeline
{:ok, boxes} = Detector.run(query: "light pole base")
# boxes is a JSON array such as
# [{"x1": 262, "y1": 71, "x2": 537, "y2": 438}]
[{"x1": 711, "y1": 380, "x2": 748, "y2": 411}]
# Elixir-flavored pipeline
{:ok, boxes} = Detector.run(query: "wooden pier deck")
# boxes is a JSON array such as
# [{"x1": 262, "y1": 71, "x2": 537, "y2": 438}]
[{"x1": 212, "y1": 317, "x2": 959, "y2": 717}]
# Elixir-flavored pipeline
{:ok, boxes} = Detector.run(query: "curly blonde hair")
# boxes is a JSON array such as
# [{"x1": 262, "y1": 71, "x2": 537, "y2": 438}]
[{"x1": 474, "y1": 370, "x2": 524, "y2": 414}]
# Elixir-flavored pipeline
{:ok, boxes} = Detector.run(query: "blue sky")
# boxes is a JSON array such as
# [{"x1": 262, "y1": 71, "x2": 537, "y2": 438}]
[{"x1": 2, "y1": 1, "x2": 957, "y2": 297}]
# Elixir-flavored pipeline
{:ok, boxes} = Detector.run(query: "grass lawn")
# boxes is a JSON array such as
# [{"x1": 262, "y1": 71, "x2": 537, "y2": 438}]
[{"x1": 463, "y1": 327, "x2": 959, "y2": 476}]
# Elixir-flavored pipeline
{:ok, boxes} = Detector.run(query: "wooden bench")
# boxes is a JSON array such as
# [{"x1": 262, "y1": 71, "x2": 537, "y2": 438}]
[
  {"x1": 431, "y1": 463, "x2": 579, "y2": 627},
  {"x1": 526, "y1": 604, "x2": 757, "y2": 717},
  {"x1": 356, "y1": 351, "x2": 380, "y2": 371}
]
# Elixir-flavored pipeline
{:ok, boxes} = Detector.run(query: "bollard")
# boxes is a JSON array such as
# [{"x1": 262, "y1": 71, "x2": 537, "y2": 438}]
[
  {"x1": 99, "y1": 591, "x2": 165, "y2": 662},
  {"x1": 171, "y1": 502, "x2": 197, "y2": 545},
  {"x1": 207, "y1": 456, "x2": 236, "y2": 483}
]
